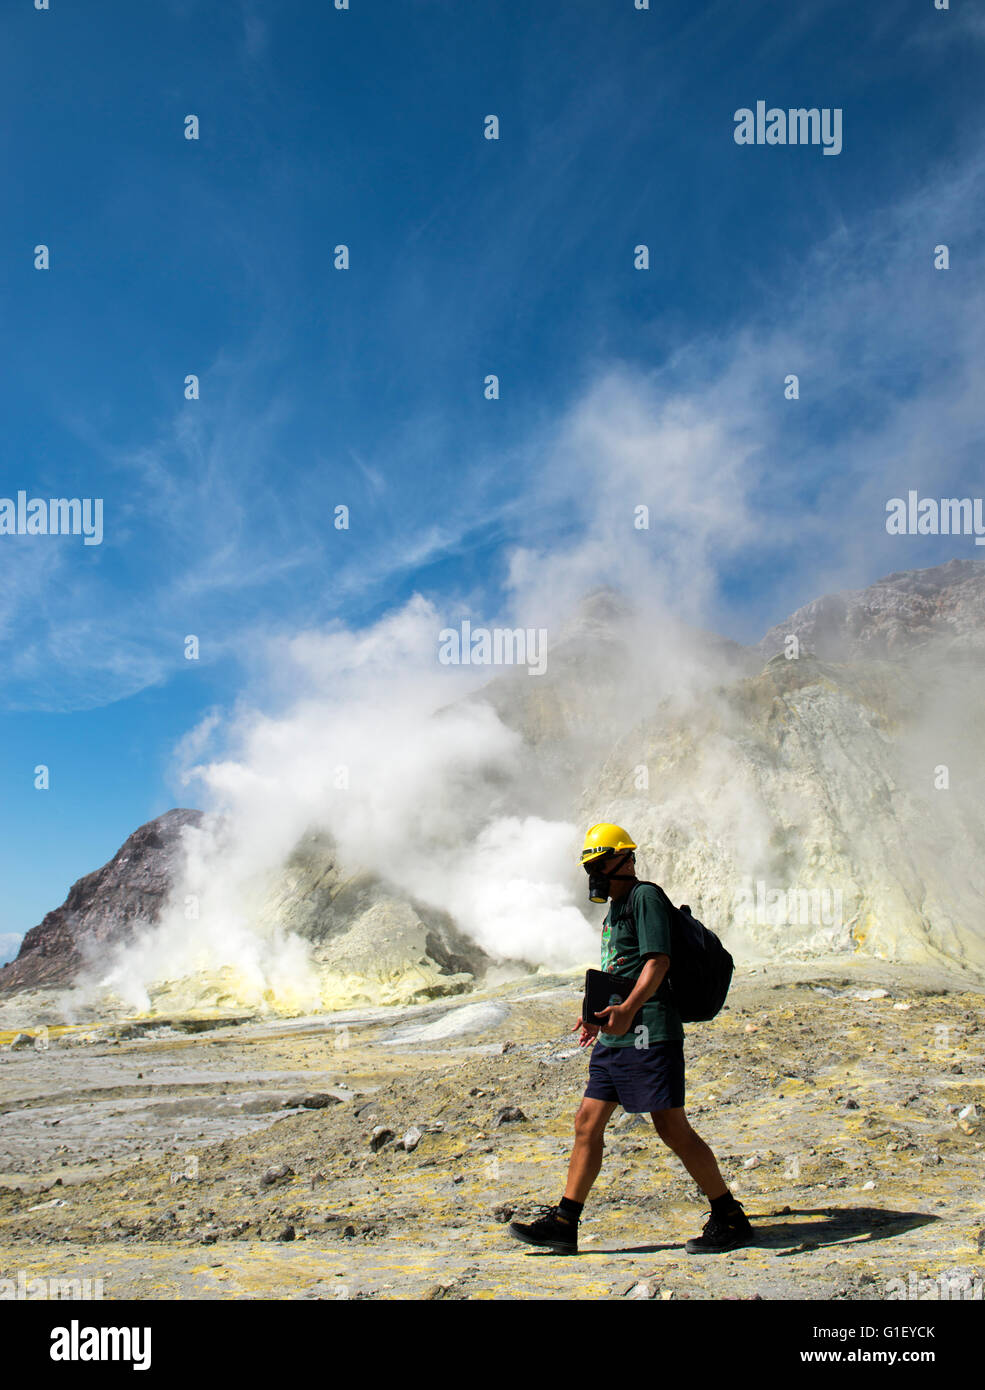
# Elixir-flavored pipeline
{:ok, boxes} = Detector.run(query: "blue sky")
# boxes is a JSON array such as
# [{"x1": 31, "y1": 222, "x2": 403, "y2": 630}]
[{"x1": 2, "y1": 0, "x2": 984, "y2": 955}]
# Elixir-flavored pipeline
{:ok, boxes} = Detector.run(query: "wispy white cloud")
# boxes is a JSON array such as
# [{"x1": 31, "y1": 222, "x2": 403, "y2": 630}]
[
  {"x1": 498, "y1": 145, "x2": 985, "y2": 640},
  {"x1": 240, "y1": 1, "x2": 268, "y2": 63},
  {"x1": 7, "y1": 125, "x2": 984, "y2": 712},
  {"x1": 904, "y1": 3, "x2": 985, "y2": 49}
]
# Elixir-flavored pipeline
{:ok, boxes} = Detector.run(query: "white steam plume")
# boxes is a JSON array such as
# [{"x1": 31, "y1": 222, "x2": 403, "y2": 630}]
[{"x1": 90, "y1": 594, "x2": 610, "y2": 1014}]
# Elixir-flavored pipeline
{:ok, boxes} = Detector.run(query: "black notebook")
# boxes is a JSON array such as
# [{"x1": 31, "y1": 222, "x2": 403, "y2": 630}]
[{"x1": 582, "y1": 968, "x2": 644, "y2": 1032}]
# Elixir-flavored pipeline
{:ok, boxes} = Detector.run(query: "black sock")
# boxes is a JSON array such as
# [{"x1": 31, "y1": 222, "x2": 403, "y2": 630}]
[
  {"x1": 710, "y1": 1191, "x2": 740, "y2": 1216},
  {"x1": 559, "y1": 1196, "x2": 583, "y2": 1222}
]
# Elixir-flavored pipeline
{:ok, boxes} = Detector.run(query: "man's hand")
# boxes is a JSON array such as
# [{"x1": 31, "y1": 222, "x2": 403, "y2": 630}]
[
  {"x1": 571, "y1": 1016, "x2": 599, "y2": 1048},
  {"x1": 593, "y1": 1002, "x2": 634, "y2": 1037}
]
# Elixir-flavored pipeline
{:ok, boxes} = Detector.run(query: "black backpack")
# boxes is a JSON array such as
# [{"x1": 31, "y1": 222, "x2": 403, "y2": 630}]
[{"x1": 629, "y1": 881, "x2": 733, "y2": 1023}]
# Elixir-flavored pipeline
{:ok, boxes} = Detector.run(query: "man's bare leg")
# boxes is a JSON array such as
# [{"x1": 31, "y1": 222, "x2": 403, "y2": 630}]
[
  {"x1": 650, "y1": 1106, "x2": 729, "y2": 1199},
  {"x1": 564, "y1": 1097, "x2": 619, "y2": 1203}
]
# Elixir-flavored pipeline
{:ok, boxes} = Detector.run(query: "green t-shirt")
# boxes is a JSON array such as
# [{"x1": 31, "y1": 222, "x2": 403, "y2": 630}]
[{"x1": 599, "y1": 882, "x2": 683, "y2": 1047}]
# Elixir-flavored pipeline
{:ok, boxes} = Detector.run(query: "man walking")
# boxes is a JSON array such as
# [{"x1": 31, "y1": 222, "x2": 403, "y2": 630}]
[{"x1": 509, "y1": 822, "x2": 755, "y2": 1255}]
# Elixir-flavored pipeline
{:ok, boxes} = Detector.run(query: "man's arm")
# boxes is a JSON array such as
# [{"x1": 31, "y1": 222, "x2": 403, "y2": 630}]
[{"x1": 622, "y1": 954, "x2": 669, "y2": 1012}]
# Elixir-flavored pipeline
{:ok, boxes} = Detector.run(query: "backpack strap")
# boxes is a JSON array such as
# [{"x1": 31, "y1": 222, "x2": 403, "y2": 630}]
[{"x1": 624, "y1": 881, "x2": 676, "y2": 1001}]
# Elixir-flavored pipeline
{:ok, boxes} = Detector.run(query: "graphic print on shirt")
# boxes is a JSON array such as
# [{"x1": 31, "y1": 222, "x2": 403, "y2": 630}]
[
  {"x1": 601, "y1": 910, "x2": 630, "y2": 973},
  {"x1": 601, "y1": 915, "x2": 616, "y2": 972}
]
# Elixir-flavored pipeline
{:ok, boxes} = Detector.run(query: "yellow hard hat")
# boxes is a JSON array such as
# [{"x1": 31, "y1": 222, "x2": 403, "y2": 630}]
[{"x1": 580, "y1": 823, "x2": 637, "y2": 864}]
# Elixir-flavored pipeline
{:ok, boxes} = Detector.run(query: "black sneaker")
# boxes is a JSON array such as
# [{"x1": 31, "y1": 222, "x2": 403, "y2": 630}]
[
  {"x1": 508, "y1": 1203, "x2": 578, "y2": 1254},
  {"x1": 685, "y1": 1201, "x2": 756, "y2": 1254}
]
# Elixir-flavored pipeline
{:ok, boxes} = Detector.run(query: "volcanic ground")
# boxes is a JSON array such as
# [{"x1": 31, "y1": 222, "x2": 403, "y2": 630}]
[{"x1": 1, "y1": 957, "x2": 983, "y2": 1301}]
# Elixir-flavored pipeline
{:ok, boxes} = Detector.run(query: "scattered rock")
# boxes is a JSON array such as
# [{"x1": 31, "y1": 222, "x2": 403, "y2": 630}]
[
  {"x1": 278, "y1": 1224, "x2": 295, "y2": 1242},
  {"x1": 957, "y1": 1104, "x2": 979, "y2": 1134},
  {"x1": 400, "y1": 1126, "x2": 423, "y2": 1153},
  {"x1": 493, "y1": 1106, "x2": 527, "y2": 1127},
  {"x1": 491, "y1": 1204, "x2": 515, "y2": 1223},
  {"x1": 260, "y1": 1164, "x2": 294, "y2": 1187},
  {"x1": 624, "y1": 1279, "x2": 660, "y2": 1299},
  {"x1": 300, "y1": 1093, "x2": 340, "y2": 1109},
  {"x1": 9, "y1": 1033, "x2": 32, "y2": 1050},
  {"x1": 369, "y1": 1127, "x2": 395, "y2": 1151},
  {"x1": 422, "y1": 1282, "x2": 454, "y2": 1300}
]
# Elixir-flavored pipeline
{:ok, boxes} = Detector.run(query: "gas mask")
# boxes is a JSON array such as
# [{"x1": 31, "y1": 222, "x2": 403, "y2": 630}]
[{"x1": 584, "y1": 853, "x2": 634, "y2": 904}]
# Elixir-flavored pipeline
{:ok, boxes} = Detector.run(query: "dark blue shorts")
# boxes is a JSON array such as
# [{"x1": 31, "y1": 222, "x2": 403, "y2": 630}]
[{"x1": 584, "y1": 1039, "x2": 685, "y2": 1113}]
